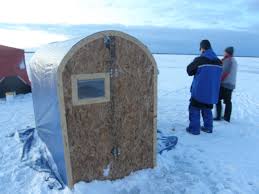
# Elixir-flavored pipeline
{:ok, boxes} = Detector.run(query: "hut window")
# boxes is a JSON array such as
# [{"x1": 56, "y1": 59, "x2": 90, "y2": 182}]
[
  {"x1": 72, "y1": 73, "x2": 110, "y2": 105},
  {"x1": 19, "y1": 59, "x2": 26, "y2": 70},
  {"x1": 78, "y1": 79, "x2": 105, "y2": 99}
]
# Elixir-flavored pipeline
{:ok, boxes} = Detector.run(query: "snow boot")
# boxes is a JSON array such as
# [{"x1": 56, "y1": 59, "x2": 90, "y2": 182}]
[
  {"x1": 213, "y1": 117, "x2": 221, "y2": 121},
  {"x1": 201, "y1": 126, "x2": 213, "y2": 133},
  {"x1": 224, "y1": 117, "x2": 230, "y2": 122},
  {"x1": 186, "y1": 127, "x2": 200, "y2": 135}
]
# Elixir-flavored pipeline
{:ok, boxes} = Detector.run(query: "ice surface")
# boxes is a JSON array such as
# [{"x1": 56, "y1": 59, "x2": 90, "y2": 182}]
[
  {"x1": 103, "y1": 164, "x2": 111, "y2": 177},
  {"x1": 0, "y1": 55, "x2": 259, "y2": 194}
]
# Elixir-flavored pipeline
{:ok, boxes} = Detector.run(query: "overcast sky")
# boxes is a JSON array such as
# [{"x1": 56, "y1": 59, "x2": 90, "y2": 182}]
[
  {"x1": 0, "y1": 0, "x2": 259, "y2": 50},
  {"x1": 1, "y1": 0, "x2": 259, "y2": 30}
]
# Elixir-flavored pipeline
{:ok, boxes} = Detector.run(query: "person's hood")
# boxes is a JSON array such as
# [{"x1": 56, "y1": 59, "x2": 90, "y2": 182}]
[{"x1": 201, "y1": 49, "x2": 218, "y2": 60}]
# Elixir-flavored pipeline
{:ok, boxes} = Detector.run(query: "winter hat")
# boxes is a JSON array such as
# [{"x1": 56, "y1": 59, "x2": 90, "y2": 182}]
[
  {"x1": 200, "y1": 40, "x2": 212, "y2": 50},
  {"x1": 225, "y1": 47, "x2": 234, "y2": 56}
]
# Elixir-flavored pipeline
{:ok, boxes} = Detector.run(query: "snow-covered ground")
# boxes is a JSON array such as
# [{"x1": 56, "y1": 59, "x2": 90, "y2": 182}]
[{"x1": 0, "y1": 55, "x2": 259, "y2": 194}]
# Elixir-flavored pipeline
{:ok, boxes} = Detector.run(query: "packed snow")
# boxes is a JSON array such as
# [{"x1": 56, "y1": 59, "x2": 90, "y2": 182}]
[{"x1": 0, "y1": 55, "x2": 259, "y2": 194}]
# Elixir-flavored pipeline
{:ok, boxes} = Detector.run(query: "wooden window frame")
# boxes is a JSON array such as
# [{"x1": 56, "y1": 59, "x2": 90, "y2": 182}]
[{"x1": 71, "y1": 73, "x2": 110, "y2": 106}]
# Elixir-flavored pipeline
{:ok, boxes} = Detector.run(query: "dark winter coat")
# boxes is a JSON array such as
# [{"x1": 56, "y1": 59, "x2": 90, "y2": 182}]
[{"x1": 187, "y1": 49, "x2": 222, "y2": 105}]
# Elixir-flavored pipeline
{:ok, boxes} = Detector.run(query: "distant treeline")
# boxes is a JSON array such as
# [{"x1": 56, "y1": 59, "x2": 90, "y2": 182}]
[{"x1": 25, "y1": 51, "x2": 259, "y2": 58}]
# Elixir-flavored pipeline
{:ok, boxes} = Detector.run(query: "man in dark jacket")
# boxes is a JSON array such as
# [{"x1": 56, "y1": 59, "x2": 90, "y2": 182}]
[{"x1": 186, "y1": 40, "x2": 222, "y2": 135}]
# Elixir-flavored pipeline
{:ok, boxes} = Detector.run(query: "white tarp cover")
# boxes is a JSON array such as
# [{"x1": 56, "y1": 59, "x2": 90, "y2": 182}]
[{"x1": 29, "y1": 37, "x2": 83, "y2": 184}]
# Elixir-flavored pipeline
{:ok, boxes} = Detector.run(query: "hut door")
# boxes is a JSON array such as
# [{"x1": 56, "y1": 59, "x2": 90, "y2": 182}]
[{"x1": 104, "y1": 35, "x2": 156, "y2": 179}]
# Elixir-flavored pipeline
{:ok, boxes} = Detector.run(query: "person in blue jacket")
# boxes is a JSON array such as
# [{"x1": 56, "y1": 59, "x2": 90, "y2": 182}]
[{"x1": 186, "y1": 40, "x2": 222, "y2": 135}]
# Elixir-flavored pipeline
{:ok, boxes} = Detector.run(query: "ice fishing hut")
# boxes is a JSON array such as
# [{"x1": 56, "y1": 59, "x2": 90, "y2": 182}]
[{"x1": 29, "y1": 31, "x2": 157, "y2": 188}]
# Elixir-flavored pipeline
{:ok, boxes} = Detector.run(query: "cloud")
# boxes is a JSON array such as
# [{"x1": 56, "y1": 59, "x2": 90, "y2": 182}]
[
  {"x1": 245, "y1": 0, "x2": 259, "y2": 11},
  {"x1": 0, "y1": 0, "x2": 258, "y2": 31},
  {"x1": 0, "y1": 28, "x2": 68, "y2": 48},
  {"x1": 1, "y1": 23, "x2": 259, "y2": 57}
]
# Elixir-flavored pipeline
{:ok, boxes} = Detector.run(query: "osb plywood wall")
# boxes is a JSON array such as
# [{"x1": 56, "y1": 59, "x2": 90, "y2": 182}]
[{"x1": 61, "y1": 35, "x2": 156, "y2": 185}]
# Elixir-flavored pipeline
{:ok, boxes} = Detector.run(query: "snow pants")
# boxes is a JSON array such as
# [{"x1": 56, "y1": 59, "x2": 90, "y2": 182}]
[
  {"x1": 189, "y1": 105, "x2": 213, "y2": 134},
  {"x1": 216, "y1": 86, "x2": 233, "y2": 122}
]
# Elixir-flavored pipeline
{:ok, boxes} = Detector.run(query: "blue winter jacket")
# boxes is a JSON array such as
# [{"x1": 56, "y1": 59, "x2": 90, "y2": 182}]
[{"x1": 187, "y1": 49, "x2": 222, "y2": 105}]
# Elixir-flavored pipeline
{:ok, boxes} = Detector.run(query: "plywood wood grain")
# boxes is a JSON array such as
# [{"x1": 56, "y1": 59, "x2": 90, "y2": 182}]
[{"x1": 58, "y1": 31, "x2": 157, "y2": 187}]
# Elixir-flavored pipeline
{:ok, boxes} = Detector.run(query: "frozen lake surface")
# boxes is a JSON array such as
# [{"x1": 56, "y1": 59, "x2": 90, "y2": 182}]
[{"x1": 0, "y1": 54, "x2": 259, "y2": 194}]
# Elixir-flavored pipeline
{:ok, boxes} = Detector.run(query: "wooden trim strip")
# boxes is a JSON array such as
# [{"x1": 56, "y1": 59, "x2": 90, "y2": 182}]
[{"x1": 71, "y1": 73, "x2": 110, "y2": 106}]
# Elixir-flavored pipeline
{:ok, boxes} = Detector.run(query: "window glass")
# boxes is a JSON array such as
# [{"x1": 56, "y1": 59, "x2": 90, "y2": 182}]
[
  {"x1": 77, "y1": 79, "x2": 105, "y2": 99},
  {"x1": 19, "y1": 60, "x2": 26, "y2": 70}
]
